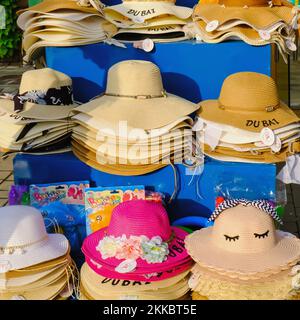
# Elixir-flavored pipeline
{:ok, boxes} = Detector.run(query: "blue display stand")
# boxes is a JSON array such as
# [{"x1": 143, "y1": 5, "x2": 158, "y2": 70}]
[
  {"x1": 13, "y1": 153, "x2": 276, "y2": 221},
  {"x1": 13, "y1": 41, "x2": 276, "y2": 220},
  {"x1": 46, "y1": 41, "x2": 272, "y2": 103}
]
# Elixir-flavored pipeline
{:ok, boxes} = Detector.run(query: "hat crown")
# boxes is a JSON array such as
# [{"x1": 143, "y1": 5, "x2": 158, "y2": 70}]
[
  {"x1": 219, "y1": 72, "x2": 279, "y2": 112},
  {"x1": 19, "y1": 68, "x2": 72, "y2": 94},
  {"x1": 106, "y1": 60, "x2": 165, "y2": 97},
  {"x1": 0, "y1": 206, "x2": 47, "y2": 247},
  {"x1": 107, "y1": 200, "x2": 172, "y2": 240},
  {"x1": 211, "y1": 205, "x2": 277, "y2": 253}
]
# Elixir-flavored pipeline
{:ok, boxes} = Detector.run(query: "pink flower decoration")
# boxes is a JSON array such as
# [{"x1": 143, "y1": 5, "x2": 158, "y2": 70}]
[{"x1": 116, "y1": 236, "x2": 143, "y2": 260}]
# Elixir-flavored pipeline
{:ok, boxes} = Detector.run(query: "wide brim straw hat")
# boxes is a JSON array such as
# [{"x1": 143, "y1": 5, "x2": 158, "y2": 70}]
[
  {"x1": 114, "y1": 25, "x2": 188, "y2": 42},
  {"x1": 85, "y1": 255, "x2": 193, "y2": 281},
  {"x1": 0, "y1": 274, "x2": 69, "y2": 300},
  {"x1": 185, "y1": 205, "x2": 300, "y2": 279},
  {"x1": 82, "y1": 200, "x2": 192, "y2": 278},
  {"x1": 0, "y1": 68, "x2": 78, "y2": 120},
  {"x1": 198, "y1": 72, "x2": 300, "y2": 132},
  {"x1": 81, "y1": 262, "x2": 190, "y2": 293},
  {"x1": 17, "y1": 0, "x2": 101, "y2": 16},
  {"x1": 104, "y1": 0, "x2": 192, "y2": 23},
  {"x1": 193, "y1": 0, "x2": 296, "y2": 28},
  {"x1": 73, "y1": 60, "x2": 199, "y2": 131}
]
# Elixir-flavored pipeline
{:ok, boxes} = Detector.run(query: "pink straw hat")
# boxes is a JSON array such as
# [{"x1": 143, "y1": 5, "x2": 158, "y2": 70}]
[{"x1": 82, "y1": 200, "x2": 192, "y2": 279}]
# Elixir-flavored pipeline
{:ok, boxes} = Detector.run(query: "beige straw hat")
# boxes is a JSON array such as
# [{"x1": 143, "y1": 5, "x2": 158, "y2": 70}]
[
  {"x1": 104, "y1": 0, "x2": 192, "y2": 27},
  {"x1": 198, "y1": 72, "x2": 299, "y2": 132},
  {"x1": 73, "y1": 60, "x2": 199, "y2": 130},
  {"x1": 0, "y1": 68, "x2": 77, "y2": 120},
  {"x1": 17, "y1": 0, "x2": 103, "y2": 16},
  {"x1": 193, "y1": 0, "x2": 295, "y2": 29},
  {"x1": 185, "y1": 203, "x2": 300, "y2": 279}
]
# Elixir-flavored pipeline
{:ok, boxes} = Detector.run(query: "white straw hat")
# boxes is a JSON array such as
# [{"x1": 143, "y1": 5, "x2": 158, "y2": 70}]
[{"x1": 0, "y1": 206, "x2": 69, "y2": 272}]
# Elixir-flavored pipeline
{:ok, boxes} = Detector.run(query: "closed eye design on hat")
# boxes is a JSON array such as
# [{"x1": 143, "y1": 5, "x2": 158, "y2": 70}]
[
  {"x1": 254, "y1": 230, "x2": 269, "y2": 239},
  {"x1": 224, "y1": 235, "x2": 239, "y2": 242}
]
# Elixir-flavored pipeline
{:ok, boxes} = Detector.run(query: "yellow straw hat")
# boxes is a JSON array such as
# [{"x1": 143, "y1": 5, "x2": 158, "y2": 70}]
[{"x1": 198, "y1": 72, "x2": 299, "y2": 132}]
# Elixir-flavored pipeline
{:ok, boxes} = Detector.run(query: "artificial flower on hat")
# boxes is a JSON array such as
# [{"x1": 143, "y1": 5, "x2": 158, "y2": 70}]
[
  {"x1": 185, "y1": 198, "x2": 300, "y2": 300},
  {"x1": 82, "y1": 200, "x2": 193, "y2": 281}
]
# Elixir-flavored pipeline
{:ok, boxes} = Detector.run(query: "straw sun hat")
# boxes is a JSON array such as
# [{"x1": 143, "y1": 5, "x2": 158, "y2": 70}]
[
  {"x1": 193, "y1": 0, "x2": 296, "y2": 29},
  {"x1": 185, "y1": 199, "x2": 300, "y2": 279},
  {"x1": 82, "y1": 200, "x2": 192, "y2": 281},
  {"x1": 74, "y1": 60, "x2": 199, "y2": 130},
  {"x1": 104, "y1": 0, "x2": 192, "y2": 27},
  {"x1": 198, "y1": 72, "x2": 299, "y2": 132},
  {"x1": 0, "y1": 206, "x2": 69, "y2": 272},
  {"x1": 0, "y1": 68, "x2": 77, "y2": 120}
]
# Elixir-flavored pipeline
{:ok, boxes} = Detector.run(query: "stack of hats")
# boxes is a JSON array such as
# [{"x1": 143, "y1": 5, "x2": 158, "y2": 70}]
[
  {"x1": 17, "y1": 0, "x2": 117, "y2": 62},
  {"x1": 80, "y1": 200, "x2": 193, "y2": 300},
  {"x1": 71, "y1": 60, "x2": 200, "y2": 176},
  {"x1": 195, "y1": 72, "x2": 300, "y2": 163},
  {"x1": 0, "y1": 68, "x2": 77, "y2": 155},
  {"x1": 104, "y1": 0, "x2": 193, "y2": 42},
  {"x1": 0, "y1": 206, "x2": 78, "y2": 300},
  {"x1": 185, "y1": 0, "x2": 299, "y2": 62},
  {"x1": 185, "y1": 198, "x2": 300, "y2": 300}
]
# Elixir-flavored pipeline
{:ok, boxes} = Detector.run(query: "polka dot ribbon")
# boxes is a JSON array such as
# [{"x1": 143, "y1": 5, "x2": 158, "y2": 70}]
[{"x1": 208, "y1": 198, "x2": 283, "y2": 224}]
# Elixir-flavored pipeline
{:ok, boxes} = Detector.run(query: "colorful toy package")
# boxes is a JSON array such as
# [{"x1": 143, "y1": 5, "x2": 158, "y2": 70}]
[
  {"x1": 30, "y1": 181, "x2": 90, "y2": 263},
  {"x1": 85, "y1": 185, "x2": 145, "y2": 235}
]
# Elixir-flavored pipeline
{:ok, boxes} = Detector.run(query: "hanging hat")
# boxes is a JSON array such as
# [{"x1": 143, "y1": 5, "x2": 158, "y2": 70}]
[
  {"x1": 185, "y1": 200, "x2": 300, "y2": 279},
  {"x1": 0, "y1": 206, "x2": 69, "y2": 272},
  {"x1": 0, "y1": 68, "x2": 77, "y2": 120},
  {"x1": 82, "y1": 200, "x2": 192, "y2": 280},
  {"x1": 197, "y1": 72, "x2": 299, "y2": 132},
  {"x1": 104, "y1": 0, "x2": 192, "y2": 27},
  {"x1": 73, "y1": 60, "x2": 199, "y2": 130}
]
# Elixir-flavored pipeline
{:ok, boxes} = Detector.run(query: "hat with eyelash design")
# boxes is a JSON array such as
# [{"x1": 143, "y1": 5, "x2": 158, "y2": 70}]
[
  {"x1": 185, "y1": 201, "x2": 300, "y2": 279},
  {"x1": 208, "y1": 198, "x2": 283, "y2": 224}
]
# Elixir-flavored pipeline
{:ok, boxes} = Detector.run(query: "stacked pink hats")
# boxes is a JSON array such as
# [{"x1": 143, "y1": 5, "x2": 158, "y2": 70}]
[{"x1": 80, "y1": 200, "x2": 193, "y2": 300}]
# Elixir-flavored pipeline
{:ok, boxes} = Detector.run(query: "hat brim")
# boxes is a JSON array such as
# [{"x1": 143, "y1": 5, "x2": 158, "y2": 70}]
[
  {"x1": 0, "y1": 273, "x2": 69, "y2": 300},
  {"x1": 85, "y1": 255, "x2": 192, "y2": 282},
  {"x1": 71, "y1": 143, "x2": 167, "y2": 175},
  {"x1": 0, "y1": 98, "x2": 76, "y2": 120},
  {"x1": 186, "y1": 228, "x2": 300, "y2": 278},
  {"x1": 74, "y1": 93, "x2": 199, "y2": 130},
  {"x1": 17, "y1": 0, "x2": 99, "y2": 16},
  {"x1": 81, "y1": 262, "x2": 190, "y2": 293},
  {"x1": 199, "y1": 100, "x2": 299, "y2": 132},
  {"x1": 0, "y1": 234, "x2": 69, "y2": 271},
  {"x1": 82, "y1": 226, "x2": 191, "y2": 274},
  {"x1": 193, "y1": 4, "x2": 294, "y2": 29}
]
